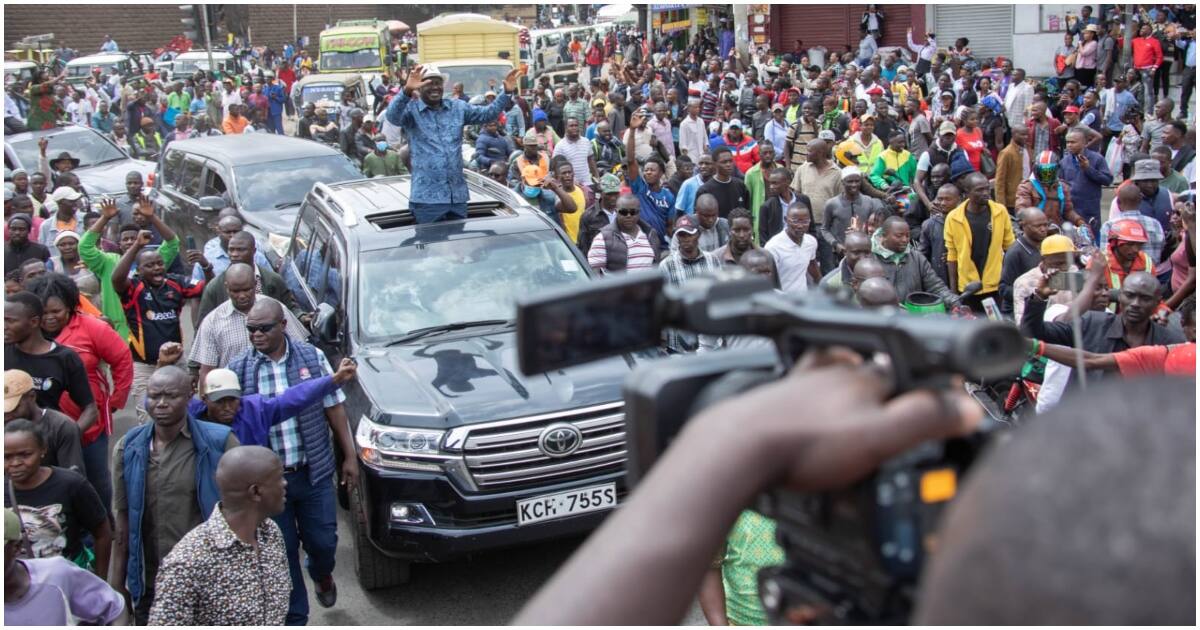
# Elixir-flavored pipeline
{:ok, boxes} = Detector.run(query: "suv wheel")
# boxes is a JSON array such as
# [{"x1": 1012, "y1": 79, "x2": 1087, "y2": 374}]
[{"x1": 349, "y1": 484, "x2": 411, "y2": 590}]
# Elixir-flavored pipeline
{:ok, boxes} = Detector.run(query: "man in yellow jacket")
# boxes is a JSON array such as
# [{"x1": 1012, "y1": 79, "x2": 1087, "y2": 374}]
[{"x1": 944, "y1": 172, "x2": 1015, "y2": 312}]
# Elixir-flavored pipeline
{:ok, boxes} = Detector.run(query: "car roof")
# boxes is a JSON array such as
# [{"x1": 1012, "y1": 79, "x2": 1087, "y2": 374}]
[
  {"x1": 66, "y1": 53, "x2": 129, "y2": 65},
  {"x1": 175, "y1": 50, "x2": 233, "y2": 59},
  {"x1": 316, "y1": 174, "x2": 555, "y2": 249},
  {"x1": 4, "y1": 124, "x2": 94, "y2": 145},
  {"x1": 163, "y1": 135, "x2": 346, "y2": 165}
]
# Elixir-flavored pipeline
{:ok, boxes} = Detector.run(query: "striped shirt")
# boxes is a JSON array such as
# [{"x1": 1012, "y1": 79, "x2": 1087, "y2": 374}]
[
  {"x1": 188, "y1": 297, "x2": 309, "y2": 369},
  {"x1": 587, "y1": 228, "x2": 657, "y2": 273},
  {"x1": 659, "y1": 250, "x2": 722, "y2": 352},
  {"x1": 255, "y1": 342, "x2": 345, "y2": 468}
]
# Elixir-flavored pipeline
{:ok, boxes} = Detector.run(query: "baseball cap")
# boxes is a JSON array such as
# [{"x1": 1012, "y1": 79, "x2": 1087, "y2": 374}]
[
  {"x1": 592, "y1": 98, "x2": 606, "y2": 107},
  {"x1": 523, "y1": 129, "x2": 547, "y2": 148},
  {"x1": 1063, "y1": 105, "x2": 1080, "y2": 114},
  {"x1": 598, "y1": 173, "x2": 622, "y2": 194},
  {"x1": 4, "y1": 370, "x2": 34, "y2": 413},
  {"x1": 674, "y1": 214, "x2": 700, "y2": 234},
  {"x1": 817, "y1": 129, "x2": 837, "y2": 142},
  {"x1": 203, "y1": 369, "x2": 242, "y2": 401},
  {"x1": 938, "y1": 120, "x2": 958, "y2": 136},
  {"x1": 771, "y1": 103, "x2": 784, "y2": 112},
  {"x1": 484, "y1": 90, "x2": 496, "y2": 98},
  {"x1": 50, "y1": 186, "x2": 83, "y2": 203},
  {"x1": 421, "y1": 64, "x2": 445, "y2": 81},
  {"x1": 727, "y1": 119, "x2": 743, "y2": 129},
  {"x1": 840, "y1": 165, "x2": 863, "y2": 180},
  {"x1": 1040, "y1": 234, "x2": 1077, "y2": 256},
  {"x1": 940, "y1": 89, "x2": 955, "y2": 99}
]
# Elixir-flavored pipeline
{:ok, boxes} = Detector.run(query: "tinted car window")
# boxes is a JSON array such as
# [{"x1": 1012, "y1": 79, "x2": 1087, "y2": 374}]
[
  {"x1": 232, "y1": 155, "x2": 361, "y2": 212},
  {"x1": 357, "y1": 231, "x2": 588, "y2": 342},
  {"x1": 9, "y1": 130, "x2": 127, "y2": 171},
  {"x1": 179, "y1": 159, "x2": 204, "y2": 198},
  {"x1": 162, "y1": 149, "x2": 185, "y2": 189}
]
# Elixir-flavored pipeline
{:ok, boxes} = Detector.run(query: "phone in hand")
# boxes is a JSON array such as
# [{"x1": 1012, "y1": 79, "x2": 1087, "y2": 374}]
[
  {"x1": 1049, "y1": 270, "x2": 1086, "y2": 293},
  {"x1": 186, "y1": 235, "x2": 196, "y2": 250}
]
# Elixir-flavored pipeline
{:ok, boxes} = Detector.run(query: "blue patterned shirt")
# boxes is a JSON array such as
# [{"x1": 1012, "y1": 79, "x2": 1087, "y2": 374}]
[
  {"x1": 384, "y1": 87, "x2": 512, "y2": 205},
  {"x1": 256, "y1": 341, "x2": 346, "y2": 468}
]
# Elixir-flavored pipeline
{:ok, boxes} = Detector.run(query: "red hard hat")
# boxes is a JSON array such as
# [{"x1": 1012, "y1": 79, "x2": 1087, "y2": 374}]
[{"x1": 1108, "y1": 218, "x2": 1149, "y2": 243}]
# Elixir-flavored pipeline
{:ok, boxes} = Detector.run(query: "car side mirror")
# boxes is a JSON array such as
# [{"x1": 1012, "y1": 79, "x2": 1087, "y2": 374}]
[
  {"x1": 312, "y1": 302, "x2": 338, "y2": 342},
  {"x1": 198, "y1": 196, "x2": 225, "y2": 212}
]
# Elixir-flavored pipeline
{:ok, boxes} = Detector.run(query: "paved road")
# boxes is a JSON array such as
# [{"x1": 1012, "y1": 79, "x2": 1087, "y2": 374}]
[{"x1": 110, "y1": 310, "x2": 705, "y2": 626}]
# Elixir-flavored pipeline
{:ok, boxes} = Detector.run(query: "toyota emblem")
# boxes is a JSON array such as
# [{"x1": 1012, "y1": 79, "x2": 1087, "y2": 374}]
[{"x1": 538, "y1": 423, "x2": 583, "y2": 458}]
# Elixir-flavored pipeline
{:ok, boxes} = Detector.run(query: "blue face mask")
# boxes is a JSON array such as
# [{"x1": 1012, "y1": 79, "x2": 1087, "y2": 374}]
[
  {"x1": 376, "y1": 142, "x2": 388, "y2": 152},
  {"x1": 523, "y1": 186, "x2": 542, "y2": 199},
  {"x1": 897, "y1": 74, "x2": 908, "y2": 82}
]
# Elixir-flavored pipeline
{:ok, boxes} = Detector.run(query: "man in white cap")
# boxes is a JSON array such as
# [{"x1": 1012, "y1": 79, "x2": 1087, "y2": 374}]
[
  {"x1": 38, "y1": 187, "x2": 84, "y2": 247},
  {"x1": 161, "y1": 343, "x2": 358, "y2": 447},
  {"x1": 384, "y1": 62, "x2": 523, "y2": 224}
]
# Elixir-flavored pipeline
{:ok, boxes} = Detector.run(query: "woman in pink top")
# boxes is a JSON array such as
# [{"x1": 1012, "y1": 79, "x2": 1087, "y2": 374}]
[
  {"x1": 1074, "y1": 25, "x2": 1100, "y2": 88},
  {"x1": 955, "y1": 107, "x2": 986, "y2": 172}
]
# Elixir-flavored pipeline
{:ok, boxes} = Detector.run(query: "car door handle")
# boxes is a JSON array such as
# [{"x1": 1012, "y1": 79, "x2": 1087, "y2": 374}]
[{"x1": 193, "y1": 215, "x2": 208, "y2": 225}]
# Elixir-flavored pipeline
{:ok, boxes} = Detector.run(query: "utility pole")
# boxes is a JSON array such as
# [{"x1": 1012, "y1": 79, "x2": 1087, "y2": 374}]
[
  {"x1": 293, "y1": 4, "x2": 298, "y2": 45},
  {"x1": 1121, "y1": 5, "x2": 1136, "y2": 73},
  {"x1": 201, "y1": 5, "x2": 215, "y2": 76}
]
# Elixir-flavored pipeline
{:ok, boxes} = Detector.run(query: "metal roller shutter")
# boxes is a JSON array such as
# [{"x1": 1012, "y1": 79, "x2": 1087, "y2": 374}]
[
  {"x1": 777, "y1": 6, "x2": 850, "y2": 55},
  {"x1": 932, "y1": 4, "x2": 1013, "y2": 61}
]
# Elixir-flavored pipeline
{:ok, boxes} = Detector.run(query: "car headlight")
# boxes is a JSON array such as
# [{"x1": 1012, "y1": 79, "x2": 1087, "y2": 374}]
[{"x1": 356, "y1": 415, "x2": 446, "y2": 468}]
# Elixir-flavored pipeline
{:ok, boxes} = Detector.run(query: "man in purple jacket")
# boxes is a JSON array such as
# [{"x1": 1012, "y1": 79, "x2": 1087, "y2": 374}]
[{"x1": 157, "y1": 342, "x2": 358, "y2": 445}]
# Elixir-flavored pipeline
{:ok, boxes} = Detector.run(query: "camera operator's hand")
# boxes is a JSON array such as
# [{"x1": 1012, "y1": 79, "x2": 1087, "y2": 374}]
[
  {"x1": 1035, "y1": 268, "x2": 1060, "y2": 300},
  {"x1": 516, "y1": 350, "x2": 980, "y2": 626}
]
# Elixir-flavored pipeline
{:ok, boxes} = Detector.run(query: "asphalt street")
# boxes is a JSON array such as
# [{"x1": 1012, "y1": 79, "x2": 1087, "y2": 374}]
[{"x1": 109, "y1": 309, "x2": 706, "y2": 625}]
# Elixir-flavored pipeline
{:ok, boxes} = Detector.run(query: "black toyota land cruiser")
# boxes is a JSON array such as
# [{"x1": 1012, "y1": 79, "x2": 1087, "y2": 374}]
[{"x1": 281, "y1": 172, "x2": 639, "y2": 589}]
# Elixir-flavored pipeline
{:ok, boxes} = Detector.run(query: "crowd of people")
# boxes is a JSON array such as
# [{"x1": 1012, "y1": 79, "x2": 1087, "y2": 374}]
[{"x1": 2, "y1": 3, "x2": 1197, "y2": 627}]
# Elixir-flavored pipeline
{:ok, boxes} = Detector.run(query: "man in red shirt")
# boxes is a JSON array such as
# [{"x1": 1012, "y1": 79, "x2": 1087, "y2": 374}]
[
  {"x1": 1131, "y1": 24, "x2": 1164, "y2": 111},
  {"x1": 1037, "y1": 295, "x2": 1195, "y2": 376},
  {"x1": 277, "y1": 62, "x2": 297, "y2": 118}
]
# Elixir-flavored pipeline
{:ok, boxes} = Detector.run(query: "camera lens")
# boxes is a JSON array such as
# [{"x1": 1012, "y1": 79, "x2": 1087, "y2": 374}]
[{"x1": 956, "y1": 325, "x2": 1024, "y2": 382}]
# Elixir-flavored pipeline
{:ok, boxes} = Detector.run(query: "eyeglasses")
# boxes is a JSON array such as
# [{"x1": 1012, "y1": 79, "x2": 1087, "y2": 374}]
[
  {"x1": 617, "y1": 209, "x2": 639, "y2": 217},
  {"x1": 245, "y1": 322, "x2": 279, "y2": 335}
]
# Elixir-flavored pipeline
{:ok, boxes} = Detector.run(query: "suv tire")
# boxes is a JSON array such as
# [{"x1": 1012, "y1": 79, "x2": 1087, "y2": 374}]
[{"x1": 349, "y1": 484, "x2": 411, "y2": 590}]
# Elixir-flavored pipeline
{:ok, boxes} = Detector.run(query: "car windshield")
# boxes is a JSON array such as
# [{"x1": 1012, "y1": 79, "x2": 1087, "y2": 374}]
[
  {"x1": 233, "y1": 155, "x2": 362, "y2": 212},
  {"x1": 439, "y1": 64, "x2": 512, "y2": 98},
  {"x1": 66, "y1": 61, "x2": 120, "y2": 77},
  {"x1": 321, "y1": 49, "x2": 381, "y2": 71},
  {"x1": 300, "y1": 84, "x2": 346, "y2": 106},
  {"x1": 358, "y1": 231, "x2": 589, "y2": 342},
  {"x1": 9, "y1": 130, "x2": 127, "y2": 170}
]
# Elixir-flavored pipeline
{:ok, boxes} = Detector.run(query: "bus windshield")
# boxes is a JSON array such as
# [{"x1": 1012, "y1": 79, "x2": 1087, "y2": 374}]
[{"x1": 320, "y1": 48, "x2": 381, "y2": 71}]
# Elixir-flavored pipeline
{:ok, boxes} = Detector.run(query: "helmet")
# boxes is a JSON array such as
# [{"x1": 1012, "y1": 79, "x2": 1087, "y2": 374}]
[
  {"x1": 1034, "y1": 150, "x2": 1059, "y2": 185},
  {"x1": 1107, "y1": 218, "x2": 1149, "y2": 244},
  {"x1": 834, "y1": 140, "x2": 863, "y2": 168}
]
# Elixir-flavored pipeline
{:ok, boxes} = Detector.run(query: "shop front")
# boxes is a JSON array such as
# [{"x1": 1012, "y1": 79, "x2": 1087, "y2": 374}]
[{"x1": 768, "y1": 5, "x2": 925, "y2": 61}]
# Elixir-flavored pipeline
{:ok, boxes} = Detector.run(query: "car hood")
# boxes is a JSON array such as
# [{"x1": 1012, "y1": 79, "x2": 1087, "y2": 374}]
[
  {"x1": 353, "y1": 331, "x2": 637, "y2": 428},
  {"x1": 244, "y1": 206, "x2": 300, "y2": 254},
  {"x1": 79, "y1": 158, "x2": 156, "y2": 196}
]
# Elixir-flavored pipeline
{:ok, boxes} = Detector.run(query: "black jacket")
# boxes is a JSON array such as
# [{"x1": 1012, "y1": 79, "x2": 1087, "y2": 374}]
[
  {"x1": 758, "y1": 195, "x2": 788, "y2": 246},
  {"x1": 576, "y1": 204, "x2": 615, "y2": 253},
  {"x1": 1171, "y1": 145, "x2": 1195, "y2": 174}
]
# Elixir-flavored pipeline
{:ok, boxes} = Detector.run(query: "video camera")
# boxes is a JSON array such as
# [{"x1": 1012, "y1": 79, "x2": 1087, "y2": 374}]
[{"x1": 516, "y1": 269, "x2": 1027, "y2": 623}]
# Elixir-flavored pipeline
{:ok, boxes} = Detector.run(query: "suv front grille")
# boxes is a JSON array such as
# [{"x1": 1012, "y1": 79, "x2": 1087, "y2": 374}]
[{"x1": 460, "y1": 403, "x2": 626, "y2": 491}]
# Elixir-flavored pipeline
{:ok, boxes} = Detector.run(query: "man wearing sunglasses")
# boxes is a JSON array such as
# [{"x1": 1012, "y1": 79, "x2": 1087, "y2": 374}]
[
  {"x1": 225, "y1": 299, "x2": 359, "y2": 624},
  {"x1": 190, "y1": 264, "x2": 309, "y2": 391},
  {"x1": 586, "y1": 194, "x2": 664, "y2": 274}
]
